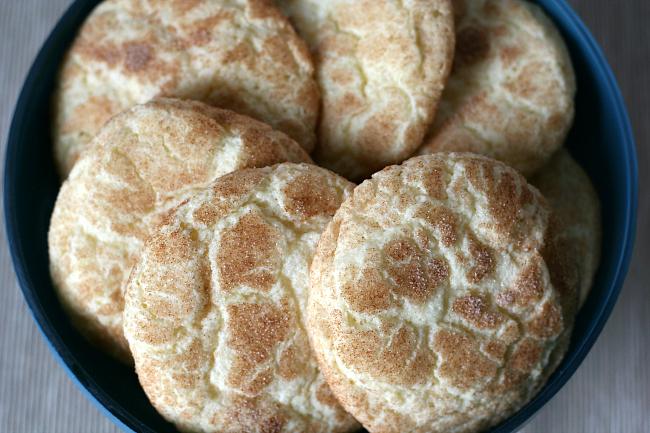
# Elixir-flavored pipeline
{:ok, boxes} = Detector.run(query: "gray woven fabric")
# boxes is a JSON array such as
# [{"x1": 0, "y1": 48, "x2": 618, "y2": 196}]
[{"x1": 0, "y1": 0, "x2": 647, "y2": 432}]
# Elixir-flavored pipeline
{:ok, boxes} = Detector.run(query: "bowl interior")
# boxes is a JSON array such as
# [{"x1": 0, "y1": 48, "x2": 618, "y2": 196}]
[{"x1": 4, "y1": 0, "x2": 637, "y2": 432}]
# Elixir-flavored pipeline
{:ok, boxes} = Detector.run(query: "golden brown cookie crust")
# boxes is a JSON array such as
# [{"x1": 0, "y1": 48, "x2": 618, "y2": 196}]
[
  {"x1": 52, "y1": 0, "x2": 319, "y2": 177},
  {"x1": 530, "y1": 148, "x2": 601, "y2": 309},
  {"x1": 415, "y1": 0, "x2": 576, "y2": 178},
  {"x1": 274, "y1": 0, "x2": 455, "y2": 181},
  {"x1": 123, "y1": 163, "x2": 359, "y2": 433},
  {"x1": 48, "y1": 98, "x2": 311, "y2": 364},
  {"x1": 308, "y1": 153, "x2": 579, "y2": 433}
]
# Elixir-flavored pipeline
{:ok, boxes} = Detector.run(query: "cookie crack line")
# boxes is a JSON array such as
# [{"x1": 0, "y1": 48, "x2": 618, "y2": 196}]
[{"x1": 319, "y1": 4, "x2": 426, "y2": 125}]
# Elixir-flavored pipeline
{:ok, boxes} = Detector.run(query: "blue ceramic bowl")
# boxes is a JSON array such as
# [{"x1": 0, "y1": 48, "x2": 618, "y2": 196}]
[{"x1": 4, "y1": 0, "x2": 637, "y2": 432}]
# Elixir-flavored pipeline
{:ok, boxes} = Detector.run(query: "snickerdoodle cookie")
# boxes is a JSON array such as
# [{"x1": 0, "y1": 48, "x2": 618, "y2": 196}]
[
  {"x1": 530, "y1": 148, "x2": 601, "y2": 309},
  {"x1": 415, "y1": 0, "x2": 576, "y2": 177},
  {"x1": 48, "y1": 98, "x2": 311, "y2": 364},
  {"x1": 52, "y1": 0, "x2": 318, "y2": 177},
  {"x1": 123, "y1": 163, "x2": 358, "y2": 433},
  {"x1": 308, "y1": 153, "x2": 579, "y2": 433},
  {"x1": 274, "y1": 0, "x2": 455, "y2": 181}
]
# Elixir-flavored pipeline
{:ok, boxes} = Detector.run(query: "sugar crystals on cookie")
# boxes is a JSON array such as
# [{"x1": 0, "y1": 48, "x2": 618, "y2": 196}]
[
  {"x1": 123, "y1": 163, "x2": 359, "y2": 432},
  {"x1": 307, "y1": 153, "x2": 580, "y2": 433}
]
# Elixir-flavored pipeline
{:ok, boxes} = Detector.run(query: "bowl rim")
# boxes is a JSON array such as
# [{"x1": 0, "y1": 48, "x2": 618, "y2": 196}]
[
  {"x1": 496, "y1": 1, "x2": 638, "y2": 429},
  {"x1": 3, "y1": 0, "x2": 638, "y2": 432},
  {"x1": 4, "y1": 1, "x2": 146, "y2": 431}
]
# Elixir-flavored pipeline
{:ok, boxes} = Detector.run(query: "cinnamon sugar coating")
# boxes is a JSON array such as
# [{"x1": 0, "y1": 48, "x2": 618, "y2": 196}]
[
  {"x1": 308, "y1": 153, "x2": 579, "y2": 433},
  {"x1": 123, "y1": 163, "x2": 359, "y2": 433},
  {"x1": 48, "y1": 98, "x2": 311, "y2": 364},
  {"x1": 273, "y1": 0, "x2": 455, "y2": 181},
  {"x1": 52, "y1": 0, "x2": 319, "y2": 177},
  {"x1": 415, "y1": 0, "x2": 576, "y2": 177}
]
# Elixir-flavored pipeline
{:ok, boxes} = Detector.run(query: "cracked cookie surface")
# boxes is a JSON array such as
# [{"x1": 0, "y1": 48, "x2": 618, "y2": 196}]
[
  {"x1": 52, "y1": 0, "x2": 319, "y2": 177},
  {"x1": 415, "y1": 0, "x2": 575, "y2": 177},
  {"x1": 307, "y1": 153, "x2": 579, "y2": 433},
  {"x1": 274, "y1": 0, "x2": 455, "y2": 181},
  {"x1": 123, "y1": 163, "x2": 358, "y2": 433},
  {"x1": 48, "y1": 98, "x2": 311, "y2": 364}
]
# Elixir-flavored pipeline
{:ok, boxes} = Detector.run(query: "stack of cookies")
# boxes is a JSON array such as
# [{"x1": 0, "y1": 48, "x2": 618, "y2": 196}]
[{"x1": 47, "y1": 0, "x2": 601, "y2": 432}]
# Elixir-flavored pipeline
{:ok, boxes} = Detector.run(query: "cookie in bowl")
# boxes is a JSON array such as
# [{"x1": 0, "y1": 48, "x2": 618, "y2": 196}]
[
  {"x1": 274, "y1": 0, "x2": 455, "y2": 181},
  {"x1": 52, "y1": 0, "x2": 319, "y2": 177},
  {"x1": 123, "y1": 163, "x2": 359, "y2": 433},
  {"x1": 48, "y1": 98, "x2": 311, "y2": 364},
  {"x1": 530, "y1": 148, "x2": 601, "y2": 309},
  {"x1": 307, "y1": 153, "x2": 580, "y2": 433},
  {"x1": 415, "y1": 0, "x2": 576, "y2": 177}
]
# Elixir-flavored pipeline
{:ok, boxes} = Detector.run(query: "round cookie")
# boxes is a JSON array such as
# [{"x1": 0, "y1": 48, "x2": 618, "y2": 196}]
[
  {"x1": 414, "y1": 0, "x2": 576, "y2": 177},
  {"x1": 530, "y1": 148, "x2": 601, "y2": 309},
  {"x1": 273, "y1": 0, "x2": 455, "y2": 181},
  {"x1": 48, "y1": 98, "x2": 311, "y2": 364},
  {"x1": 52, "y1": 0, "x2": 319, "y2": 177},
  {"x1": 123, "y1": 163, "x2": 358, "y2": 433},
  {"x1": 307, "y1": 153, "x2": 580, "y2": 433}
]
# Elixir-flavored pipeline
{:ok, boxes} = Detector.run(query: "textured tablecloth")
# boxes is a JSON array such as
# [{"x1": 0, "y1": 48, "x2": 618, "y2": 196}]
[{"x1": 1, "y1": 1, "x2": 648, "y2": 432}]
